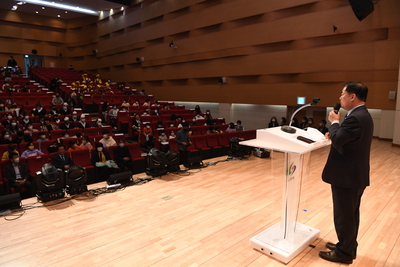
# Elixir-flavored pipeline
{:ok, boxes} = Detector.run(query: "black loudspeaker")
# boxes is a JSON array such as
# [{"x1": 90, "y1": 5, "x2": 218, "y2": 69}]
[
  {"x1": 32, "y1": 49, "x2": 38, "y2": 54},
  {"x1": 107, "y1": 171, "x2": 132, "y2": 185},
  {"x1": 0, "y1": 193, "x2": 21, "y2": 211},
  {"x1": 349, "y1": 0, "x2": 374, "y2": 21},
  {"x1": 187, "y1": 156, "x2": 202, "y2": 168}
]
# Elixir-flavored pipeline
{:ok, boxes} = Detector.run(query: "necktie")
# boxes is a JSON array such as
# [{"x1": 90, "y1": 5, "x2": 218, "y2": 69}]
[{"x1": 61, "y1": 155, "x2": 65, "y2": 161}]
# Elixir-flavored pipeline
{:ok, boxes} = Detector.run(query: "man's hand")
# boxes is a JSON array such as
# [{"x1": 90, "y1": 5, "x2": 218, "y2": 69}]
[
  {"x1": 17, "y1": 180, "x2": 26, "y2": 184},
  {"x1": 328, "y1": 110, "x2": 340, "y2": 123},
  {"x1": 64, "y1": 165, "x2": 70, "y2": 169},
  {"x1": 189, "y1": 142, "x2": 192, "y2": 145},
  {"x1": 182, "y1": 142, "x2": 187, "y2": 146},
  {"x1": 325, "y1": 132, "x2": 331, "y2": 140},
  {"x1": 123, "y1": 157, "x2": 130, "y2": 161}
]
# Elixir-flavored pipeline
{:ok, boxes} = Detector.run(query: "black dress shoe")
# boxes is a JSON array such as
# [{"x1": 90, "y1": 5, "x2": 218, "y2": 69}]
[
  {"x1": 319, "y1": 250, "x2": 353, "y2": 264},
  {"x1": 326, "y1": 242, "x2": 336, "y2": 250},
  {"x1": 325, "y1": 242, "x2": 356, "y2": 259}
]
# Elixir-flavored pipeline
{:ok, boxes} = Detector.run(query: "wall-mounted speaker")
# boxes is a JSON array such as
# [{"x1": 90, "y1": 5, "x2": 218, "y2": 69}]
[
  {"x1": 218, "y1": 77, "x2": 227, "y2": 84},
  {"x1": 136, "y1": 57, "x2": 144, "y2": 62},
  {"x1": 93, "y1": 49, "x2": 98, "y2": 54},
  {"x1": 32, "y1": 49, "x2": 38, "y2": 54},
  {"x1": 349, "y1": 0, "x2": 374, "y2": 21}
]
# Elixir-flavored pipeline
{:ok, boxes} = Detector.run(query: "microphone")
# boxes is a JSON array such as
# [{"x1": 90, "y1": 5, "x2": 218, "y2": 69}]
[
  {"x1": 333, "y1": 103, "x2": 341, "y2": 114},
  {"x1": 281, "y1": 97, "x2": 321, "y2": 134}
]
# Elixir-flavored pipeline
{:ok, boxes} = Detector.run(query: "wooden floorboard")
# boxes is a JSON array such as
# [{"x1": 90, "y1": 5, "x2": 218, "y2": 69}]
[{"x1": 1, "y1": 139, "x2": 399, "y2": 267}]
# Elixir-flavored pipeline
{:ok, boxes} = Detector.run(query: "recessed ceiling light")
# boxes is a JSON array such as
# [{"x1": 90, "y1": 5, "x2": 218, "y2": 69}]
[
  {"x1": 42, "y1": 6, "x2": 45, "y2": 9},
  {"x1": 36, "y1": 11, "x2": 38, "y2": 13},
  {"x1": 12, "y1": 5, "x2": 18, "y2": 10},
  {"x1": 57, "y1": 15, "x2": 60, "y2": 17},
  {"x1": 64, "y1": 11, "x2": 67, "y2": 13},
  {"x1": 21, "y1": 0, "x2": 99, "y2": 15}
]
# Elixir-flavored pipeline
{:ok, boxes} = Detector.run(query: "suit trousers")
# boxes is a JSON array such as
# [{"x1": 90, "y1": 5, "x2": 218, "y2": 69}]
[
  {"x1": 331, "y1": 185, "x2": 365, "y2": 260},
  {"x1": 12, "y1": 181, "x2": 35, "y2": 198}
]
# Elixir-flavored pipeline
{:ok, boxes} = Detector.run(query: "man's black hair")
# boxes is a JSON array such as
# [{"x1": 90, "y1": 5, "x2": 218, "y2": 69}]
[{"x1": 344, "y1": 81, "x2": 368, "y2": 102}]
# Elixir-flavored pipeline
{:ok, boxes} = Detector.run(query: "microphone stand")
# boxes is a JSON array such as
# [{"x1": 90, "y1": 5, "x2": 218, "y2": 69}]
[{"x1": 281, "y1": 98, "x2": 320, "y2": 134}]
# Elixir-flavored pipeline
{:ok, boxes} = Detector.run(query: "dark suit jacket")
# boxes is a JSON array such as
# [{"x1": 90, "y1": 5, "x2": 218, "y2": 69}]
[
  {"x1": 91, "y1": 150, "x2": 111, "y2": 165},
  {"x1": 6, "y1": 162, "x2": 29, "y2": 183},
  {"x1": 52, "y1": 153, "x2": 74, "y2": 170},
  {"x1": 60, "y1": 123, "x2": 74, "y2": 130},
  {"x1": 114, "y1": 146, "x2": 131, "y2": 164},
  {"x1": 77, "y1": 122, "x2": 91, "y2": 129},
  {"x1": 322, "y1": 105, "x2": 373, "y2": 188}
]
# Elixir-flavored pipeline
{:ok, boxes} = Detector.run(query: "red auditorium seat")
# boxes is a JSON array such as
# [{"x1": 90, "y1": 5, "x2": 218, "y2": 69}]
[
  {"x1": 83, "y1": 127, "x2": 99, "y2": 137},
  {"x1": 206, "y1": 134, "x2": 223, "y2": 158},
  {"x1": 27, "y1": 154, "x2": 50, "y2": 176},
  {"x1": 217, "y1": 133, "x2": 231, "y2": 155},
  {"x1": 117, "y1": 111, "x2": 129, "y2": 132},
  {"x1": 50, "y1": 129, "x2": 66, "y2": 140},
  {"x1": 125, "y1": 143, "x2": 146, "y2": 174},
  {"x1": 68, "y1": 128, "x2": 83, "y2": 137},
  {"x1": 193, "y1": 135, "x2": 212, "y2": 160}
]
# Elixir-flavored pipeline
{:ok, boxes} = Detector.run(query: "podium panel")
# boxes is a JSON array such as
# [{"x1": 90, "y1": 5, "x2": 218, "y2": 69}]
[{"x1": 241, "y1": 127, "x2": 330, "y2": 264}]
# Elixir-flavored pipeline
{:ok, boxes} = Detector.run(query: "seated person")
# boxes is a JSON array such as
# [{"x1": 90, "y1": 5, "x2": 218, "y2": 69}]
[
  {"x1": 37, "y1": 131, "x2": 49, "y2": 143},
  {"x1": 0, "y1": 130, "x2": 13, "y2": 144},
  {"x1": 158, "y1": 131, "x2": 169, "y2": 152},
  {"x1": 268, "y1": 116, "x2": 279, "y2": 128},
  {"x1": 47, "y1": 139, "x2": 61, "y2": 154},
  {"x1": 77, "y1": 115, "x2": 91, "y2": 128},
  {"x1": 215, "y1": 126, "x2": 223, "y2": 134},
  {"x1": 67, "y1": 139, "x2": 81, "y2": 152},
  {"x1": 52, "y1": 144, "x2": 74, "y2": 171},
  {"x1": 169, "y1": 130, "x2": 176, "y2": 139},
  {"x1": 99, "y1": 130, "x2": 117, "y2": 147},
  {"x1": 6, "y1": 152, "x2": 34, "y2": 198},
  {"x1": 225, "y1": 122, "x2": 237, "y2": 133},
  {"x1": 189, "y1": 117, "x2": 198, "y2": 127},
  {"x1": 141, "y1": 123, "x2": 154, "y2": 149},
  {"x1": 59, "y1": 102, "x2": 71, "y2": 115},
  {"x1": 318, "y1": 119, "x2": 329, "y2": 135},
  {"x1": 92, "y1": 142, "x2": 112, "y2": 182},
  {"x1": 41, "y1": 117, "x2": 58, "y2": 132},
  {"x1": 235, "y1": 120, "x2": 244, "y2": 132},
  {"x1": 21, "y1": 142, "x2": 44, "y2": 158},
  {"x1": 8, "y1": 119, "x2": 20, "y2": 134},
  {"x1": 79, "y1": 136, "x2": 93, "y2": 150},
  {"x1": 32, "y1": 103, "x2": 46, "y2": 117},
  {"x1": 114, "y1": 139, "x2": 132, "y2": 172},
  {"x1": 21, "y1": 114, "x2": 33, "y2": 126},
  {"x1": 13, "y1": 130, "x2": 33, "y2": 144},
  {"x1": 206, "y1": 126, "x2": 216, "y2": 135},
  {"x1": 2, "y1": 144, "x2": 20, "y2": 160}
]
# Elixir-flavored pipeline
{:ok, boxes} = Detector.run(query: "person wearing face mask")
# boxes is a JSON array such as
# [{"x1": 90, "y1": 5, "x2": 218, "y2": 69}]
[
  {"x1": 3, "y1": 114, "x2": 13, "y2": 127},
  {"x1": 6, "y1": 152, "x2": 34, "y2": 198},
  {"x1": 24, "y1": 123, "x2": 38, "y2": 135},
  {"x1": 177, "y1": 119, "x2": 186, "y2": 128},
  {"x1": 141, "y1": 123, "x2": 154, "y2": 149},
  {"x1": 225, "y1": 123, "x2": 237, "y2": 133},
  {"x1": 195, "y1": 113, "x2": 204, "y2": 120},
  {"x1": 92, "y1": 142, "x2": 112, "y2": 182},
  {"x1": 48, "y1": 105, "x2": 58, "y2": 115},
  {"x1": 235, "y1": 120, "x2": 244, "y2": 132},
  {"x1": 51, "y1": 93, "x2": 64, "y2": 105},
  {"x1": 142, "y1": 99, "x2": 150, "y2": 107},
  {"x1": 0, "y1": 130, "x2": 13, "y2": 144},
  {"x1": 36, "y1": 131, "x2": 49, "y2": 147},
  {"x1": 60, "y1": 117, "x2": 74, "y2": 130},
  {"x1": 9, "y1": 103, "x2": 20, "y2": 117},
  {"x1": 2, "y1": 144, "x2": 19, "y2": 160},
  {"x1": 99, "y1": 130, "x2": 117, "y2": 147},
  {"x1": 21, "y1": 142, "x2": 44, "y2": 158},
  {"x1": 299, "y1": 116, "x2": 308, "y2": 129},
  {"x1": 32, "y1": 103, "x2": 46, "y2": 117},
  {"x1": 204, "y1": 110, "x2": 213, "y2": 120},
  {"x1": 189, "y1": 117, "x2": 198, "y2": 127},
  {"x1": 0, "y1": 100, "x2": 8, "y2": 111},
  {"x1": 280, "y1": 117, "x2": 287, "y2": 126},
  {"x1": 71, "y1": 111, "x2": 79, "y2": 122},
  {"x1": 52, "y1": 144, "x2": 74, "y2": 171},
  {"x1": 268, "y1": 116, "x2": 279, "y2": 128},
  {"x1": 152, "y1": 108, "x2": 161, "y2": 116},
  {"x1": 8, "y1": 119, "x2": 20, "y2": 134},
  {"x1": 59, "y1": 102, "x2": 71, "y2": 115},
  {"x1": 77, "y1": 115, "x2": 91, "y2": 129},
  {"x1": 132, "y1": 114, "x2": 141, "y2": 133},
  {"x1": 41, "y1": 117, "x2": 58, "y2": 132},
  {"x1": 175, "y1": 122, "x2": 192, "y2": 168},
  {"x1": 306, "y1": 117, "x2": 315, "y2": 128},
  {"x1": 158, "y1": 131, "x2": 169, "y2": 152},
  {"x1": 132, "y1": 99, "x2": 140, "y2": 107},
  {"x1": 141, "y1": 110, "x2": 150, "y2": 116},
  {"x1": 109, "y1": 105, "x2": 119, "y2": 129},
  {"x1": 21, "y1": 114, "x2": 32, "y2": 126},
  {"x1": 169, "y1": 131, "x2": 176, "y2": 139},
  {"x1": 79, "y1": 135, "x2": 93, "y2": 150},
  {"x1": 95, "y1": 118, "x2": 104, "y2": 128},
  {"x1": 114, "y1": 139, "x2": 132, "y2": 172},
  {"x1": 318, "y1": 119, "x2": 329, "y2": 135}
]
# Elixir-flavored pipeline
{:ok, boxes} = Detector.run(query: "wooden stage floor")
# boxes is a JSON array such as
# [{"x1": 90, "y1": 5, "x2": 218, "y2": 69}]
[{"x1": 1, "y1": 139, "x2": 399, "y2": 267}]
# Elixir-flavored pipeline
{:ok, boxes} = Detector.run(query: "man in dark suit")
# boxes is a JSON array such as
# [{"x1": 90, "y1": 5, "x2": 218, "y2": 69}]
[
  {"x1": 319, "y1": 81, "x2": 373, "y2": 264},
  {"x1": 52, "y1": 144, "x2": 74, "y2": 171},
  {"x1": 6, "y1": 152, "x2": 34, "y2": 198},
  {"x1": 114, "y1": 139, "x2": 132, "y2": 172}
]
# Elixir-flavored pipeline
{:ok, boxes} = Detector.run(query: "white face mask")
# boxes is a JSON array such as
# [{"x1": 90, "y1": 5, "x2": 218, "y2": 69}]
[
  {"x1": 81, "y1": 118, "x2": 85, "y2": 122},
  {"x1": 4, "y1": 135, "x2": 10, "y2": 139},
  {"x1": 28, "y1": 126, "x2": 33, "y2": 130},
  {"x1": 25, "y1": 116, "x2": 29, "y2": 120},
  {"x1": 119, "y1": 143, "x2": 124, "y2": 147},
  {"x1": 11, "y1": 123, "x2": 16, "y2": 126},
  {"x1": 7, "y1": 116, "x2": 12, "y2": 120},
  {"x1": 97, "y1": 122, "x2": 102, "y2": 125},
  {"x1": 97, "y1": 147, "x2": 103, "y2": 152},
  {"x1": 64, "y1": 134, "x2": 69, "y2": 138},
  {"x1": 146, "y1": 125, "x2": 150, "y2": 128},
  {"x1": 103, "y1": 134, "x2": 108, "y2": 138},
  {"x1": 13, "y1": 157, "x2": 20, "y2": 163}
]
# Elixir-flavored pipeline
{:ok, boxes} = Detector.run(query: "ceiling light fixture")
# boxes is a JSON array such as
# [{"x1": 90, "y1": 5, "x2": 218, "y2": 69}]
[
  {"x1": 15, "y1": 0, "x2": 99, "y2": 15},
  {"x1": 12, "y1": 5, "x2": 18, "y2": 10}
]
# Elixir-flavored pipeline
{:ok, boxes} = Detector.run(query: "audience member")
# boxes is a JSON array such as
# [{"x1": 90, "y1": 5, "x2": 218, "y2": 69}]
[
  {"x1": 52, "y1": 144, "x2": 74, "y2": 171},
  {"x1": 280, "y1": 117, "x2": 287, "y2": 126},
  {"x1": 3, "y1": 114, "x2": 13, "y2": 127},
  {"x1": 235, "y1": 120, "x2": 244, "y2": 131},
  {"x1": 141, "y1": 122, "x2": 154, "y2": 149},
  {"x1": 131, "y1": 114, "x2": 141, "y2": 133},
  {"x1": 99, "y1": 130, "x2": 117, "y2": 147},
  {"x1": 299, "y1": 116, "x2": 308, "y2": 129},
  {"x1": 59, "y1": 102, "x2": 71, "y2": 115},
  {"x1": 77, "y1": 115, "x2": 91, "y2": 128},
  {"x1": 92, "y1": 142, "x2": 112, "y2": 182},
  {"x1": 21, "y1": 142, "x2": 44, "y2": 158},
  {"x1": 0, "y1": 100, "x2": 8, "y2": 111},
  {"x1": 32, "y1": 103, "x2": 46, "y2": 117},
  {"x1": 169, "y1": 131, "x2": 176, "y2": 139},
  {"x1": 79, "y1": 136, "x2": 93, "y2": 150},
  {"x1": 49, "y1": 105, "x2": 59, "y2": 115},
  {"x1": 194, "y1": 105, "x2": 202, "y2": 114},
  {"x1": 225, "y1": 123, "x2": 237, "y2": 133},
  {"x1": 6, "y1": 152, "x2": 34, "y2": 198},
  {"x1": 7, "y1": 56, "x2": 17, "y2": 67},
  {"x1": 60, "y1": 117, "x2": 74, "y2": 130},
  {"x1": 13, "y1": 131, "x2": 32, "y2": 144},
  {"x1": 268, "y1": 116, "x2": 279, "y2": 128},
  {"x1": 114, "y1": 139, "x2": 132, "y2": 172},
  {"x1": 291, "y1": 117, "x2": 299, "y2": 128},
  {"x1": 215, "y1": 126, "x2": 223, "y2": 134},
  {"x1": 190, "y1": 117, "x2": 198, "y2": 127},
  {"x1": 2, "y1": 144, "x2": 19, "y2": 160},
  {"x1": 21, "y1": 114, "x2": 32, "y2": 126},
  {"x1": 37, "y1": 131, "x2": 49, "y2": 143},
  {"x1": 47, "y1": 140, "x2": 61, "y2": 154},
  {"x1": 0, "y1": 130, "x2": 13, "y2": 144},
  {"x1": 71, "y1": 111, "x2": 79, "y2": 122},
  {"x1": 51, "y1": 93, "x2": 64, "y2": 105},
  {"x1": 68, "y1": 139, "x2": 81, "y2": 152},
  {"x1": 318, "y1": 119, "x2": 329, "y2": 135},
  {"x1": 206, "y1": 126, "x2": 216, "y2": 135},
  {"x1": 8, "y1": 119, "x2": 20, "y2": 134},
  {"x1": 175, "y1": 122, "x2": 191, "y2": 167},
  {"x1": 41, "y1": 117, "x2": 58, "y2": 132},
  {"x1": 152, "y1": 108, "x2": 161, "y2": 116},
  {"x1": 307, "y1": 117, "x2": 315, "y2": 128}
]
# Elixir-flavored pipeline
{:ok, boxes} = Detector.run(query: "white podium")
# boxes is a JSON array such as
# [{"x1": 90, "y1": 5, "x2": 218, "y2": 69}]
[{"x1": 241, "y1": 126, "x2": 331, "y2": 264}]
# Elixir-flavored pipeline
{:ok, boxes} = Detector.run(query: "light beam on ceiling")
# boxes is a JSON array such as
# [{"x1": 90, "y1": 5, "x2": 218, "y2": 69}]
[{"x1": 15, "y1": 0, "x2": 99, "y2": 15}]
